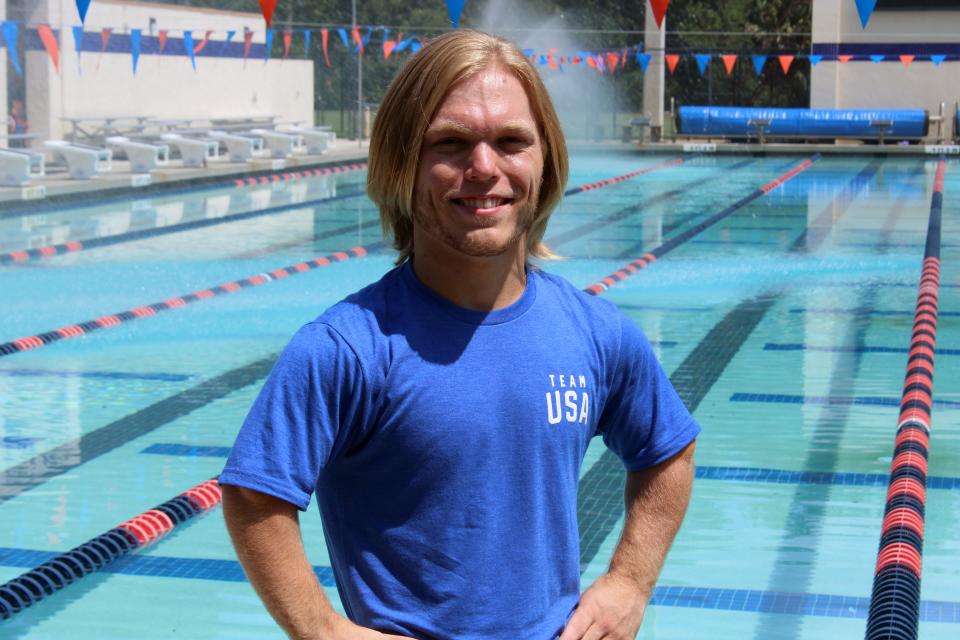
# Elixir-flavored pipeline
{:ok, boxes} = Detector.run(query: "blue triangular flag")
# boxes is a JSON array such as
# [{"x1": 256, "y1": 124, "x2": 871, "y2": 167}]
[
  {"x1": 411, "y1": 42, "x2": 422, "y2": 53},
  {"x1": 694, "y1": 53, "x2": 710, "y2": 76},
  {"x1": 264, "y1": 29, "x2": 273, "y2": 61},
  {"x1": 752, "y1": 54, "x2": 767, "y2": 75},
  {"x1": 183, "y1": 31, "x2": 196, "y2": 70},
  {"x1": 360, "y1": 27, "x2": 374, "y2": 51},
  {"x1": 75, "y1": 0, "x2": 91, "y2": 24},
  {"x1": 870, "y1": 54, "x2": 884, "y2": 63},
  {"x1": 931, "y1": 54, "x2": 946, "y2": 65},
  {"x1": 130, "y1": 28, "x2": 141, "y2": 75},
  {"x1": 222, "y1": 29, "x2": 236, "y2": 55},
  {"x1": 2, "y1": 22, "x2": 21, "y2": 76},
  {"x1": 538, "y1": 55, "x2": 547, "y2": 65},
  {"x1": 855, "y1": 0, "x2": 878, "y2": 29},
  {"x1": 523, "y1": 48, "x2": 534, "y2": 58},
  {"x1": 395, "y1": 36, "x2": 415, "y2": 53},
  {"x1": 808, "y1": 54, "x2": 822, "y2": 66},
  {"x1": 337, "y1": 28, "x2": 349, "y2": 48},
  {"x1": 636, "y1": 52, "x2": 651, "y2": 73},
  {"x1": 73, "y1": 25, "x2": 84, "y2": 74},
  {"x1": 303, "y1": 30, "x2": 310, "y2": 55},
  {"x1": 445, "y1": 0, "x2": 466, "y2": 28}
]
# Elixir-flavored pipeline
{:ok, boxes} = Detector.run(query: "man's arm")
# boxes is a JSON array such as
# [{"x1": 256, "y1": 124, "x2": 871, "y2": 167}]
[
  {"x1": 559, "y1": 440, "x2": 696, "y2": 640},
  {"x1": 222, "y1": 485, "x2": 413, "y2": 640}
]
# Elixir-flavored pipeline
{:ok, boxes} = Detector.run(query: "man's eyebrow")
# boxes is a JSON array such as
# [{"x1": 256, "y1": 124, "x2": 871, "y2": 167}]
[{"x1": 425, "y1": 119, "x2": 538, "y2": 137}]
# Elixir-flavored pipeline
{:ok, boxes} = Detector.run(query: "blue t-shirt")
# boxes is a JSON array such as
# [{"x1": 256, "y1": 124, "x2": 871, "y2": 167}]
[{"x1": 220, "y1": 261, "x2": 699, "y2": 640}]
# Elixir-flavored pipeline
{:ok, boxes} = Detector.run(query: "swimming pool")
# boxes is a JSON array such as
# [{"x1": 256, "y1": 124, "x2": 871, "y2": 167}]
[{"x1": 0, "y1": 152, "x2": 957, "y2": 638}]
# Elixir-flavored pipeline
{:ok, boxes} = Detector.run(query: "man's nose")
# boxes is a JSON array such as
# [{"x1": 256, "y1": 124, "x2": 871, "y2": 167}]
[{"x1": 465, "y1": 142, "x2": 497, "y2": 180}]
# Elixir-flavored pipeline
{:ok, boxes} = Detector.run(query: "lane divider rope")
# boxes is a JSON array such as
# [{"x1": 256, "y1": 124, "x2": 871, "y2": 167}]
[
  {"x1": 582, "y1": 154, "x2": 822, "y2": 295},
  {"x1": 0, "y1": 479, "x2": 221, "y2": 620},
  {"x1": 0, "y1": 162, "x2": 369, "y2": 266},
  {"x1": 562, "y1": 156, "x2": 686, "y2": 196},
  {"x1": 864, "y1": 158, "x2": 945, "y2": 640},
  {"x1": 0, "y1": 244, "x2": 379, "y2": 358}
]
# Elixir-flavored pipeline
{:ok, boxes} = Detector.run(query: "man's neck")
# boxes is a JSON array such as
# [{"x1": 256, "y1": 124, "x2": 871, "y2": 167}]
[{"x1": 411, "y1": 246, "x2": 528, "y2": 312}]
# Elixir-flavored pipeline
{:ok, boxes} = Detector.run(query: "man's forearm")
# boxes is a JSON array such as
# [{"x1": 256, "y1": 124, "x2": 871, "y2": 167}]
[
  {"x1": 608, "y1": 441, "x2": 696, "y2": 595},
  {"x1": 222, "y1": 485, "x2": 336, "y2": 640}
]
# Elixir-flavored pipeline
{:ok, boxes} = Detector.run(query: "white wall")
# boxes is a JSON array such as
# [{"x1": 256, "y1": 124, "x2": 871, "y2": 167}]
[
  {"x1": 811, "y1": 1, "x2": 960, "y2": 140},
  {"x1": 1, "y1": 0, "x2": 8, "y2": 147},
  {"x1": 24, "y1": 0, "x2": 313, "y2": 142}
]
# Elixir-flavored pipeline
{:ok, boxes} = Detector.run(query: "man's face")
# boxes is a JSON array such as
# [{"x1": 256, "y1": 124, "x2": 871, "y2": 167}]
[{"x1": 413, "y1": 65, "x2": 545, "y2": 260}]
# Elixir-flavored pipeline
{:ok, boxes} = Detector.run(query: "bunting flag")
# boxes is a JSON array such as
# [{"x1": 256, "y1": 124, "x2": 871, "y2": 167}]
[
  {"x1": 838, "y1": 54, "x2": 853, "y2": 63},
  {"x1": 694, "y1": 53, "x2": 710, "y2": 76},
  {"x1": 72, "y1": 26, "x2": 84, "y2": 73},
  {"x1": 351, "y1": 27, "x2": 364, "y2": 54},
  {"x1": 259, "y1": 0, "x2": 277, "y2": 28},
  {"x1": 361, "y1": 27, "x2": 374, "y2": 52},
  {"x1": 100, "y1": 27, "x2": 111, "y2": 52},
  {"x1": 383, "y1": 39, "x2": 397, "y2": 58},
  {"x1": 158, "y1": 30, "x2": 168, "y2": 54},
  {"x1": 2, "y1": 22, "x2": 21, "y2": 76},
  {"x1": 931, "y1": 54, "x2": 946, "y2": 65},
  {"x1": 778, "y1": 54, "x2": 794, "y2": 74},
  {"x1": 870, "y1": 54, "x2": 884, "y2": 63},
  {"x1": 183, "y1": 31, "x2": 196, "y2": 70},
  {"x1": 337, "y1": 28, "x2": 350, "y2": 52},
  {"x1": 899, "y1": 54, "x2": 914, "y2": 67},
  {"x1": 282, "y1": 30, "x2": 292, "y2": 59},
  {"x1": 649, "y1": 0, "x2": 670, "y2": 29},
  {"x1": 222, "y1": 30, "x2": 236, "y2": 55},
  {"x1": 321, "y1": 29, "x2": 330, "y2": 66},
  {"x1": 37, "y1": 24, "x2": 61, "y2": 73},
  {"x1": 193, "y1": 30, "x2": 212, "y2": 55},
  {"x1": 242, "y1": 29, "x2": 253, "y2": 63},
  {"x1": 395, "y1": 36, "x2": 416, "y2": 53},
  {"x1": 75, "y1": 0, "x2": 91, "y2": 24},
  {"x1": 636, "y1": 52, "x2": 651, "y2": 73},
  {"x1": 411, "y1": 42, "x2": 422, "y2": 53},
  {"x1": 809, "y1": 54, "x2": 822, "y2": 65},
  {"x1": 303, "y1": 30, "x2": 310, "y2": 56},
  {"x1": 665, "y1": 53, "x2": 680, "y2": 74},
  {"x1": 752, "y1": 54, "x2": 767, "y2": 75},
  {"x1": 606, "y1": 51, "x2": 620, "y2": 72},
  {"x1": 130, "y1": 28, "x2": 141, "y2": 75},
  {"x1": 264, "y1": 29, "x2": 274, "y2": 61},
  {"x1": 446, "y1": 0, "x2": 466, "y2": 29},
  {"x1": 721, "y1": 54, "x2": 737, "y2": 75},
  {"x1": 855, "y1": 0, "x2": 877, "y2": 29}
]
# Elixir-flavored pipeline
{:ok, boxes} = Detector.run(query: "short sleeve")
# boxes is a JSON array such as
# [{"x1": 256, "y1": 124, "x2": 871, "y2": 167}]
[
  {"x1": 219, "y1": 322, "x2": 368, "y2": 510},
  {"x1": 597, "y1": 314, "x2": 700, "y2": 472}
]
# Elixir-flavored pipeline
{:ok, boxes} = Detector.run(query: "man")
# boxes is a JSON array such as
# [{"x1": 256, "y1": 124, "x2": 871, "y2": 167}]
[{"x1": 221, "y1": 29, "x2": 698, "y2": 640}]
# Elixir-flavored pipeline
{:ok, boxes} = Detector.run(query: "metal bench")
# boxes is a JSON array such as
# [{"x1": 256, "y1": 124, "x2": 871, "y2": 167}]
[
  {"x1": 160, "y1": 133, "x2": 220, "y2": 168},
  {"x1": 44, "y1": 140, "x2": 113, "y2": 179},
  {"x1": 209, "y1": 131, "x2": 265, "y2": 162},
  {"x1": 250, "y1": 128, "x2": 304, "y2": 159},
  {"x1": 0, "y1": 148, "x2": 45, "y2": 186},
  {"x1": 106, "y1": 136, "x2": 170, "y2": 172}
]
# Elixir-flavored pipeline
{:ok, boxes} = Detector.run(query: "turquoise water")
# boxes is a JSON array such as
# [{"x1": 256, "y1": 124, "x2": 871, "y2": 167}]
[{"x1": 1, "y1": 153, "x2": 958, "y2": 638}]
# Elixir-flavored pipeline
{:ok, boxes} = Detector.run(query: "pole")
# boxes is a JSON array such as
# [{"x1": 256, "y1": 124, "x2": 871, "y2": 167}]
[{"x1": 353, "y1": 0, "x2": 362, "y2": 146}]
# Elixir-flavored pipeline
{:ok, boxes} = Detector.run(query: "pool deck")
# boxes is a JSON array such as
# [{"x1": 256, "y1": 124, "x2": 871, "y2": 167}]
[{"x1": 3, "y1": 137, "x2": 957, "y2": 211}]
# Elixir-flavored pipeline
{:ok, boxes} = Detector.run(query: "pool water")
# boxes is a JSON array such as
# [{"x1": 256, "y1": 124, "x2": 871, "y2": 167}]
[{"x1": 0, "y1": 152, "x2": 957, "y2": 639}]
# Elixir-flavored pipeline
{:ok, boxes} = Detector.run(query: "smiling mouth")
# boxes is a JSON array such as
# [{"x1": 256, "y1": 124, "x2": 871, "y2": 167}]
[{"x1": 452, "y1": 197, "x2": 512, "y2": 210}]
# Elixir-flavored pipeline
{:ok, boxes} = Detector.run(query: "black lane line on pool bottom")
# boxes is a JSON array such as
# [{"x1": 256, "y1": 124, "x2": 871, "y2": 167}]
[
  {"x1": 0, "y1": 356, "x2": 278, "y2": 505},
  {"x1": 578, "y1": 160, "x2": 884, "y2": 572},
  {"x1": 0, "y1": 187, "x2": 370, "y2": 266}
]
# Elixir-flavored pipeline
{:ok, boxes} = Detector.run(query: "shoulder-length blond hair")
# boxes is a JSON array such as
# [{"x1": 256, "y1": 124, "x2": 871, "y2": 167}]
[{"x1": 367, "y1": 29, "x2": 569, "y2": 264}]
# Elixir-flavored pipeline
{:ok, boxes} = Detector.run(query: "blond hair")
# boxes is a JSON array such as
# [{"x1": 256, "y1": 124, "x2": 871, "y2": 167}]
[{"x1": 367, "y1": 29, "x2": 569, "y2": 264}]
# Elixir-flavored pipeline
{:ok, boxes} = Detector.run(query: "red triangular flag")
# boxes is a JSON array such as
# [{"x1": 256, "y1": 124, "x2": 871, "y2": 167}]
[
  {"x1": 649, "y1": 0, "x2": 670, "y2": 29},
  {"x1": 243, "y1": 28, "x2": 253, "y2": 62},
  {"x1": 383, "y1": 40, "x2": 396, "y2": 59},
  {"x1": 606, "y1": 51, "x2": 619, "y2": 71},
  {"x1": 721, "y1": 54, "x2": 737, "y2": 75},
  {"x1": 193, "y1": 30, "x2": 212, "y2": 55},
  {"x1": 665, "y1": 53, "x2": 680, "y2": 74},
  {"x1": 37, "y1": 24, "x2": 60, "y2": 73},
  {"x1": 548, "y1": 55, "x2": 558, "y2": 70},
  {"x1": 259, "y1": 0, "x2": 277, "y2": 28},
  {"x1": 778, "y1": 55, "x2": 794, "y2": 74},
  {"x1": 282, "y1": 30, "x2": 292, "y2": 59},
  {"x1": 100, "y1": 28, "x2": 112, "y2": 52},
  {"x1": 838, "y1": 54, "x2": 853, "y2": 64},
  {"x1": 158, "y1": 30, "x2": 168, "y2": 54},
  {"x1": 900, "y1": 54, "x2": 915, "y2": 67},
  {"x1": 321, "y1": 29, "x2": 330, "y2": 66},
  {"x1": 351, "y1": 28, "x2": 363, "y2": 54}
]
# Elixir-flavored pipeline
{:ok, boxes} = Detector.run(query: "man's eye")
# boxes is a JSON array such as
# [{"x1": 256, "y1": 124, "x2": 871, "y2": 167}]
[
  {"x1": 434, "y1": 138, "x2": 465, "y2": 148},
  {"x1": 500, "y1": 137, "x2": 530, "y2": 149}
]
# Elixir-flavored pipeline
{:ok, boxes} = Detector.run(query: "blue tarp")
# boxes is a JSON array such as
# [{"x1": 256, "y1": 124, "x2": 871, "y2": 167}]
[{"x1": 678, "y1": 106, "x2": 928, "y2": 138}]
